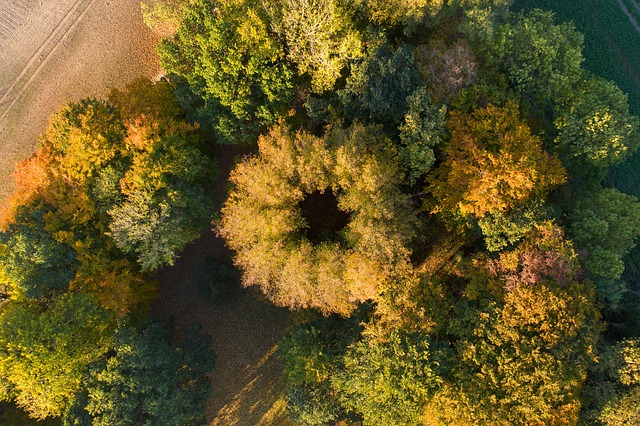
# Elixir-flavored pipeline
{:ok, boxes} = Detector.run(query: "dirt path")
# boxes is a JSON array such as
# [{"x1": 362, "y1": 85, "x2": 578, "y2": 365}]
[
  {"x1": 152, "y1": 145, "x2": 294, "y2": 426},
  {"x1": 0, "y1": 0, "x2": 161, "y2": 202}
]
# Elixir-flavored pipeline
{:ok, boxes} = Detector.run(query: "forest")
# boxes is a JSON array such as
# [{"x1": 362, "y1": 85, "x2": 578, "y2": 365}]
[{"x1": 0, "y1": 0, "x2": 639, "y2": 424}]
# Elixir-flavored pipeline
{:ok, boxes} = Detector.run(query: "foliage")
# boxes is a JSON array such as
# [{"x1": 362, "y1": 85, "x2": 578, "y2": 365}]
[
  {"x1": 141, "y1": 0, "x2": 188, "y2": 37},
  {"x1": 414, "y1": 39, "x2": 478, "y2": 104},
  {"x1": 279, "y1": 312, "x2": 364, "y2": 425},
  {"x1": 219, "y1": 124, "x2": 416, "y2": 315},
  {"x1": 570, "y1": 188, "x2": 640, "y2": 306},
  {"x1": 158, "y1": 0, "x2": 294, "y2": 144},
  {"x1": 265, "y1": 0, "x2": 362, "y2": 92},
  {"x1": 477, "y1": 200, "x2": 547, "y2": 252},
  {"x1": 333, "y1": 331, "x2": 449, "y2": 426},
  {"x1": 489, "y1": 9, "x2": 584, "y2": 104},
  {"x1": 434, "y1": 279, "x2": 602, "y2": 425},
  {"x1": 63, "y1": 323, "x2": 213, "y2": 426},
  {"x1": 0, "y1": 293, "x2": 114, "y2": 419},
  {"x1": 581, "y1": 339, "x2": 640, "y2": 425},
  {"x1": 397, "y1": 87, "x2": 446, "y2": 185},
  {"x1": 427, "y1": 100, "x2": 565, "y2": 220},
  {"x1": 339, "y1": 40, "x2": 422, "y2": 129},
  {"x1": 0, "y1": 206, "x2": 76, "y2": 299},
  {"x1": 350, "y1": 0, "x2": 444, "y2": 32},
  {"x1": 554, "y1": 76, "x2": 640, "y2": 179}
]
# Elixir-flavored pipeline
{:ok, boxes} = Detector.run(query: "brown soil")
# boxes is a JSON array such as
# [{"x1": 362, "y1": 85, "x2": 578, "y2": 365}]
[{"x1": 152, "y1": 144, "x2": 294, "y2": 426}]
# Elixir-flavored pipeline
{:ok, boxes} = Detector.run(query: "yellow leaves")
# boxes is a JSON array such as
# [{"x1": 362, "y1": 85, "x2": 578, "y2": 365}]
[
  {"x1": 220, "y1": 124, "x2": 414, "y2": 315},
  {"x1": 429, "y1": 101, "x2": 566, "y2": 219}
]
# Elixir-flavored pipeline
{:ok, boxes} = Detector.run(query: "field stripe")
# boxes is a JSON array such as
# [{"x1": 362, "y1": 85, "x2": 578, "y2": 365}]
[
  {"x1": 617, "y1": 0, "x2": 640, "y2": 33},
  {"x1": 0, "y1": 0, "x2": 97, "y2": 122}
]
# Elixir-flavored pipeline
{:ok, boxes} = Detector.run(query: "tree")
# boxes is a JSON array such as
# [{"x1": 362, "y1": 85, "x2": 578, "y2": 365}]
[
  {"x1": 570, "y1": 188, "x2": 640, "y2": 306},
  {"x1": 489, "y1": 9, "x2": 584, "y2": 104},
  {"x1": 141, "y1": 0, "x2": 188, "y2": 37},
  {"x1": 265, "y1": 0, "x2": 363, "y2": 93},
  {"x1": 349, "y1": 0, "x2": 445, "y2": 32},
  {"x1": 332, "y1": 331, "x2": 449, "y2": 426},
  {"x1": 339, "y1": 40, "x2": 422, "y2": 129},
  {"x1": 554, "y1": 76, "x2": 640, "y2": 179},
  {"x1": 158, "y1": 0, "x2": 294, "y2": 144},
  {"x1": 397, "y1": 87, "x2": 446, "y2": 185},
  {"x1": 219, "y1": 124, "x2": 416, "y2": 315},
  {"x1": 414, "y1": 39, "x2": 478, "y2": 104},
  {"x1": 0, "y1": 293, "x2": 114, "y2": 419},
  {"x1": 581, "y1": 339, "x2": 640, "y2": 425},
  {"x1": 427, "y1": 100, "x2": 565, "y2": 220},
  {"x1": 63, "y1": 323, "x2": 213, "y2": 426},
  {"x1": 0, "y1": 205, "x2": 76, "y2": 299},
  {"x1": 430, "y1": 279, "x2": 602, "y2": 425}
]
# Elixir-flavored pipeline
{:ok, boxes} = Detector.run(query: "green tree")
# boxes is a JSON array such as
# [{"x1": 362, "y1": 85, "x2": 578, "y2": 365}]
[
  {"x1": 0, "y1": 205, "x2": 76, "y2": 299},
  {"x1": 339, "y1": 40, "x2": 422, "y2": 129},
  {"x1": 0, "y1": 293, "x2": 114, "y2": 419},
  {"x1": 554, "y1": 76, "x2": 640, "y2": 180},
  {"x1": 265, "y1": 0, "x2": 362, "y2": 93},
  {"x1": 397, "y1": 87, "x2": 446, "y2": 185},
  {"x1": 581, "y1": 339, "x2": 640, "y2": 425},
  {"x1": 333, "y1": 331, "x2": 449, "y2": 426},
  {"x1": 158, "y1": 0, "x2": 294, "y2": 144},
  {"x1": 570, "y1": 188, "x2": 640, "y2": 306},
  {"x1": 63, "y1": 323, "x2": 213, "y2": 426},
  {"x1": 489, "y1": 9, "x2": 583, "y2": 104}
]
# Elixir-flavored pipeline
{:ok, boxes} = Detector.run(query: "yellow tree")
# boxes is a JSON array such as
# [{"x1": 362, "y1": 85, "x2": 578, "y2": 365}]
[{"x1": 428, "y1": 100, "x2": 565, "y2": 220}]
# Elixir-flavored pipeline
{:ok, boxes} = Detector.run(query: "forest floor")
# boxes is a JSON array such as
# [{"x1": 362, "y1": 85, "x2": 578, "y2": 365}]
[
  {"x1": 152, "y1": 144, "x2": 294, "y2": 426},
  {"x1": 0, "y1": 1, "x2": 293, "y2": 425}
]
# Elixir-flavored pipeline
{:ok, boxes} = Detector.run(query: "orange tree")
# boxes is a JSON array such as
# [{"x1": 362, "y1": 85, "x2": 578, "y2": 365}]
[
  {"x1": 218, "y1": 124, "x2": 416, "y2": 315},
  {"x1": 427, "y1": 100, "x2": 565, "y2": 221}
]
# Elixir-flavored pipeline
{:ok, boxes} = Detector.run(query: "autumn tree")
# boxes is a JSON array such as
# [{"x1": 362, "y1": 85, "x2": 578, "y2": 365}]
[
  {"x1": 265, "y1": 0, "x2": 363, "y2": 93},
  {"x1": 158, "y1": 0, "x2": 294, "y2": 144},
  {"x1": 0, "y1": 293, "x2": 114, "y2": 419},
  {"x1": 426, "y1": 279, "x2": 602, "y2": 425},
  {"x1": 427, "y1": 100, "x2": 565, "y2": 221},
  {"x1": 219, "y1": 124, "x2": 416, "y2": 315},
  {"x1": 349, "y1": 0, "x2": 444, "y2": 32},
  {"x1": 141, "y1": 0, "x2": 188, "y2": 37}
]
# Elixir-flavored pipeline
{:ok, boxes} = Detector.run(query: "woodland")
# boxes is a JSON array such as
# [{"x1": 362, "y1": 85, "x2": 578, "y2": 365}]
[{"x1": 0, "y1": 0, "x2": 639, "y2": 424}]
